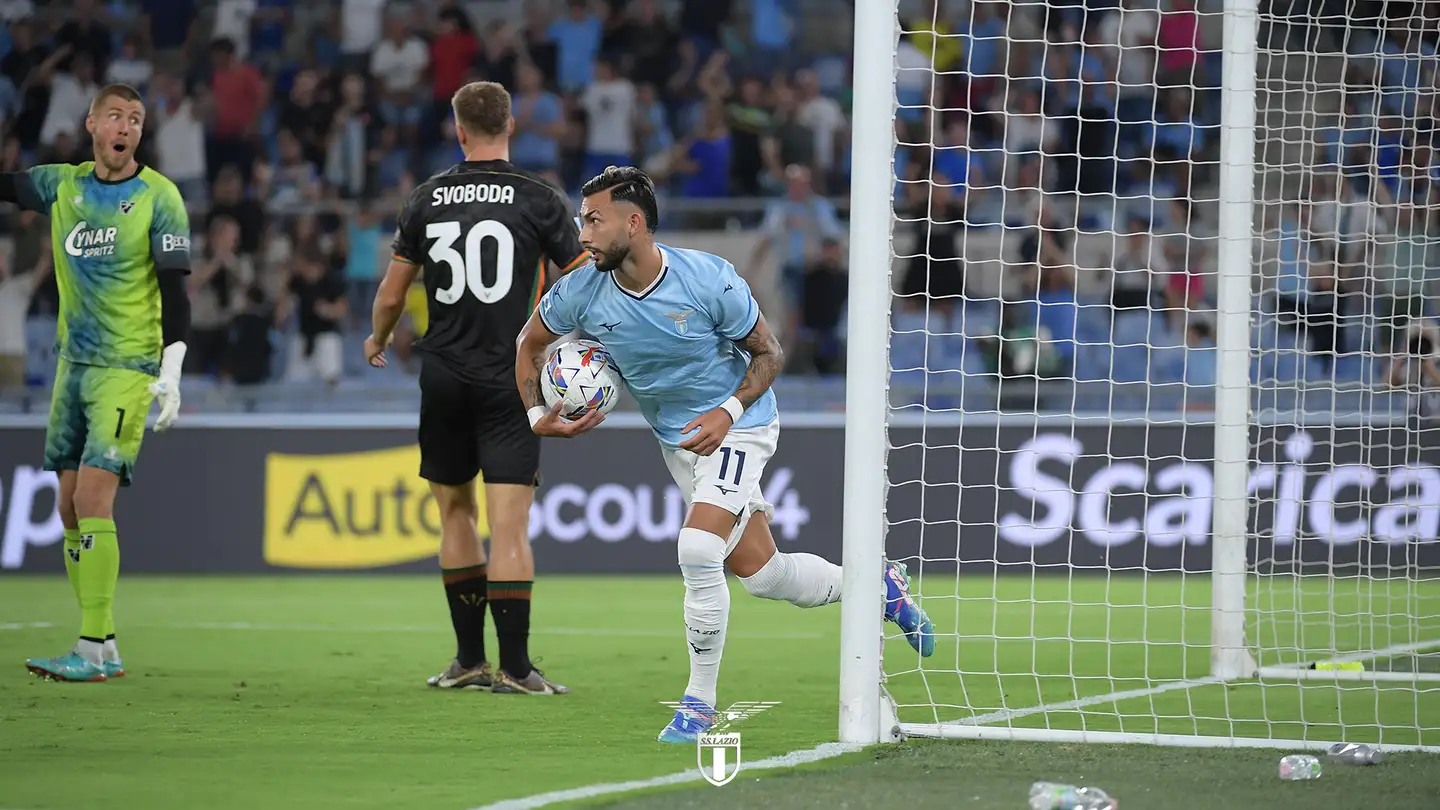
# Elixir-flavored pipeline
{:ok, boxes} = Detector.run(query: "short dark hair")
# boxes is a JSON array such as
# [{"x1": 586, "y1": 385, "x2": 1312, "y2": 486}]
[
  {"x1": 451, "y1": 81, "x2": 511, "y2": 139},
  {"x1": 90, "y1": 83, "x2": 143, "y2": 113},
  {"x1": 581, "y1": 165, "x2": 659, "y2": 232}
]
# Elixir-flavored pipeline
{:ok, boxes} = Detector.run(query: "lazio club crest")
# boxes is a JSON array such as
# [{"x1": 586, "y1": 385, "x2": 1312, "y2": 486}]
[{"x1": 665, "y1": 309, "x2": 695, "y2": 335}]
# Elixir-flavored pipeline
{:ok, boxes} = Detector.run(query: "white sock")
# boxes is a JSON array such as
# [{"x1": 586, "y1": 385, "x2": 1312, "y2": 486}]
[
  {"x1": 677, "y1": 527, "x2": 730, "y2": 709},
  {"x1": 103, "y1": 637, "x2": 120, "y2": 663},
  {"x1": 740, "y1": 552, "x2": 843, "y2": 608},
  {"x1": 74, "y1": 638, "x2": 104, "y2": 665}
]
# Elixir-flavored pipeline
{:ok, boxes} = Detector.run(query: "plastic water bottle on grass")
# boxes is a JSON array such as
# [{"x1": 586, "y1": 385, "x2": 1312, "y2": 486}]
[
  {"x1": 1278, "y1": 755, "x2": 1322, "y2": 780},
  {"x1": 1028, "y1": 781, "x2": 1118, "y2": 810},
  {"x1": 1326, "y1": 743, "x2": 1385, "y2": 765}
]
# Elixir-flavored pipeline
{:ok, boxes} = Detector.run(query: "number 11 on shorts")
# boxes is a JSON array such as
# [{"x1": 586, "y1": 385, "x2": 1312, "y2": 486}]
[{"x1": 717, "y1": 447, "x2": 745, "y2": 486}]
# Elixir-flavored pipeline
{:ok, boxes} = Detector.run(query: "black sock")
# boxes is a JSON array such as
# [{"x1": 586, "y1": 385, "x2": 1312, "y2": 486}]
[
  {"x1": 488, "y1": 581, "x2": 533, "y2": 678},
  {"x1": 442, "y1": 565, "x2": 488, "y2": 668}
]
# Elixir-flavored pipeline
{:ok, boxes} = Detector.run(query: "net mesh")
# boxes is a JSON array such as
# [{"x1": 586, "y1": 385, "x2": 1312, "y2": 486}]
[{"x1": 881, "y1": 0, "x2": 1440, "y2": 747}]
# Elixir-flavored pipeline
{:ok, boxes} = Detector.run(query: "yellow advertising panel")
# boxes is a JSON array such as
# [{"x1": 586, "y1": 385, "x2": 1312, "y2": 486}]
[{"x1": 263, "y1": 445, "x2": 486, "y2": 569}]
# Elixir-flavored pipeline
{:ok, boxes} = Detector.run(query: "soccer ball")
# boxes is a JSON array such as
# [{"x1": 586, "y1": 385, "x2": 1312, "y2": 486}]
[{"x1": 542, "y1": 339, "x2": 623, "y2": 420}]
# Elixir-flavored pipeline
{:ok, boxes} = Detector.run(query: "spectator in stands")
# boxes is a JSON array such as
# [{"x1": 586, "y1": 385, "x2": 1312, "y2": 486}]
[
  {"x1": 1383, "y1": 202, "x2": 1440, "y2": 342},
  {"x1": 751, "y1": 164, "x2": 846, "y2": 316},
  {"x1": 341, "y1": 202, "x2": 385, "y2": 331},
  {"x1": 207, "y1": 38, "x2": 267, "y2": 183},
  {"x1": 2, "y1": 21, "x2": 63, "y2": 153},
  {"x1": 39, "y1": 53, "x2": 97, "y2": 150},
  {"x1": 796, "y1": 237, "x2": 848, "y2": 375},
  {"x1": 228, "y1": 284, "x2": 275, "y2": 386},
  {"x1": 633, "y1": 82, "x2": 675, "y2": 173},
  {"x1": 580, "y1": 58, "x2": 637, "y2": 180},
  {"x1": 0, "y1": 249, "x2": 48, "y2": 390},
  {"x1": 56, "y1": 0, "x2": 112, "y2": 75},
  {"x1": 1184, "y1": 320, "x2": 1217, "y2": 389},
  {"x1": 672, "y1": 100, "x2": 731, "y2": 199},
  {"x1": 475, "y1": 20, "x2": 523, "y2": 96},
  {"x1": 339, "y1": 0, "x2": 386, "y2": 74},
  {"x1": 206, "y1": 166, "x2": 265, "y2": 256},
  {"x1": 511, "y1": 64, "x2": 566, "y2": 176},
  {"x1": 429, "y1": 7, "x2": 478, "y2": 104},
  {"x1": 269, "y1": 129, "x2": 323, "y2": 210},
  {"x1": 1111, "y1": 214, "x2": 1161, "y2": 312},
  {"x1": 187, "y1": 216, "x2": 255, "y2": 377},
  {"x1": 795, "y1": 69, "x2": 845, "y2": 192},
  {"x1": 725, "y1": 75, "x2": 770, "y2": 197},
  {"x1": 1275, "y1": 203, "x2": 1343, "y2": 370},
  {"x1": 900, "y1": 175, "x2": 967, "y2": 317},
  {"x1": 1157, "y1": 0, "x2": 1200, "y2": 87},
  {"x1": 550, "y1": 0, "x2": 605, "y2": 94},
  {"x1": 1386, "y1": 313, "x2": 1440, "y2": 410},
  {"x1": 1164, "y1": 233, "x2": 1208, "y2": 329},
  {"x1": 762, "y1": 80, "x2": 815, "y2": 186},
  {"x1": 372, "y1": 14, "x2": 429, "y2": 132},
  {"x1": 280, "y1": 246, "x2": 346, "y2": 388},
  {"x1": 279, "y1": 70, "x2": 333, "y2": 170},
  {"x1": 106, "y1": 35, "x2": 153, "y2": 93},
  {"x1": 139, "y1": 0, "x2": 197, "y2": 77},
  {"x1": 609, "y1": 0, "x2": 676, "y2": 91},
  {"x1": 326, "y1": 73, "x2": 374, "y2": 198},
  {"x1": 212, "y1": 0, "x2": 257, "y2": 62}
]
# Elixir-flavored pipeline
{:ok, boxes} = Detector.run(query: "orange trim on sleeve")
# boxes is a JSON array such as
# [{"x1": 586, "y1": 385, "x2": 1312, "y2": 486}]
[
  {"x1": 391, "y1": 254, "x2": 419, "y2": 265},
  {"x1": 559, "y1": 252, "x2": 589, "y2": 273},
  {"x1": 530, "y1": 259, "x2": 547, "y2": 312}
]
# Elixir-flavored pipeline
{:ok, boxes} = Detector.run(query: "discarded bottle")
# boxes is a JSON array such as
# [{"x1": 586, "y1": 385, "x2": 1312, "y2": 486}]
[
  {"x1": 1028, "y1": 781, "x2": 1118, "y2": 810},
  {"x1": 1327, "y1": 743, "x2": 1386, "y2": 765},
  {"x1": 1278, "y1": 755, "x2": 1323, "y2": 780}
]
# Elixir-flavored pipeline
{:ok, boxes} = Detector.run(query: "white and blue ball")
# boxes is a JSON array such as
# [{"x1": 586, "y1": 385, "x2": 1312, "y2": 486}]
[{"x1": 542, "y1": 339, "x2": 624, "y2": 419}]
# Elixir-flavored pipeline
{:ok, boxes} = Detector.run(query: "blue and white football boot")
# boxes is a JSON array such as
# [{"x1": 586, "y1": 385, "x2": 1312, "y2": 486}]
[
  {"x1": 656, "y1": 695, "x2": 716, "y2": 744},
  {"x1": 884, "y1": 561, "x2": 935, "y2": 656}
]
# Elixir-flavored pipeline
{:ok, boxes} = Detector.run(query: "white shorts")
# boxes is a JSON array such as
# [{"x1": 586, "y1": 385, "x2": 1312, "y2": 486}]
[
  {"x1": 285, "y1": 332, "x2": 343, "y2": 384},
  {"x1": 661, "y1": 420, "x2": 779, "y2": 520}
]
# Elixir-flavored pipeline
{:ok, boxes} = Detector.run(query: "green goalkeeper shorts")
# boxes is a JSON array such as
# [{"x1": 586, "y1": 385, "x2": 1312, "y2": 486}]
[{"x1": 43, "y1": 358, "x2": 157, "y2": 486}]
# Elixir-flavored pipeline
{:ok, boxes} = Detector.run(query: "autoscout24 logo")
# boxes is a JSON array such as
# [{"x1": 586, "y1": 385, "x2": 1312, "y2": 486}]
[{"x1": 659, "y1": 701, "x2": 780, "y2": 786}]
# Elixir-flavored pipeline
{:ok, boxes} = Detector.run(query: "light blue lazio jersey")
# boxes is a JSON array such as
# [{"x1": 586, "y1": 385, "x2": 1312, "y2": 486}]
[{"x1": 538, "y1": 244, "x2": 779, "y2": 448}]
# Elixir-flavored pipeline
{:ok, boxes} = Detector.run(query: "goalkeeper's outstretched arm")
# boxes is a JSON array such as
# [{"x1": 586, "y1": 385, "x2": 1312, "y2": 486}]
[{"x1": 0, "y1": 170, "x2": 55, "y2": 211}]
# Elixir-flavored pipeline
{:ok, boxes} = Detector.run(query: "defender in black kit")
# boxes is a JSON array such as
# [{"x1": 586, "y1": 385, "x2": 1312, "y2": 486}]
[{"x1": 365, "y1": 81, "x2": 588, "y2": 696}]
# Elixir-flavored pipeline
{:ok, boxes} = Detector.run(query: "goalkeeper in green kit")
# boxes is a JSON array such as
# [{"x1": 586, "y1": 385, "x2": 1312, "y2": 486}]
[{"x1": 0, "y1": 84, "x2": 191, "y2": 683}]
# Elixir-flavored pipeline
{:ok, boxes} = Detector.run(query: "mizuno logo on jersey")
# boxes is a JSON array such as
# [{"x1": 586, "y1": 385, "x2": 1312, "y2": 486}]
[
  {"x1": 431, "y1": 183, "x2": 515, "y2": 206},
  {"x1": 64, "y1": 221, "x2": 117, "y2": 258},
  {"x1": 600, "y1": 321, "x2": 621, "y2": 331}
]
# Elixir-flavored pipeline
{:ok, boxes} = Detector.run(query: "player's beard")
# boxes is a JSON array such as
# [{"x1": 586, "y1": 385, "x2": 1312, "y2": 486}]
[{"x1": 590, "y1": 240, "x2": 631, "y2": 272}]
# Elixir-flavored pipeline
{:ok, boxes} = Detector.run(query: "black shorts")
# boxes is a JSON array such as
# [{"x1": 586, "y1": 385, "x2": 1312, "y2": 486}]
[{"x1": 418, "y1": 361, "x2": 540, "y2": 487}]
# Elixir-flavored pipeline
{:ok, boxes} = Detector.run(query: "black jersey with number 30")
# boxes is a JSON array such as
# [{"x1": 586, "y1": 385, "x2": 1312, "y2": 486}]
[{"x1": 392, "y1": 160, "x2": 588, "y2": 386}]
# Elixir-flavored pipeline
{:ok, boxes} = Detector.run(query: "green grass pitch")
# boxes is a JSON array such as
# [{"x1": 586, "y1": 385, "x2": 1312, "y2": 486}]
[{"x1": 0, "y1": 574, "x2": 1436, "y2": 810}]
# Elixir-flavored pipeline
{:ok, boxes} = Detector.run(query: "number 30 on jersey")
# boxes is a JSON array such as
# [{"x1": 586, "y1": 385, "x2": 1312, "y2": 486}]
[{"x1": 426, "y1": 219, "x2": 515, "y2": 304}]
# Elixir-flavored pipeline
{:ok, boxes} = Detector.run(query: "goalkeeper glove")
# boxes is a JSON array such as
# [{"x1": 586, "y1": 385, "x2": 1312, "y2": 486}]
[{"x1": 149, "y1": 341, "x2": 186, "y2": 432}]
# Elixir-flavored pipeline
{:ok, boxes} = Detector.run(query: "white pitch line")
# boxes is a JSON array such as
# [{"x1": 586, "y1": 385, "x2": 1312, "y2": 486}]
[
  {"x1": 0, "y1": 620, "x2": 822, "y2": 641},
  {"x1": 953, "y1": 675, "x2": 1226, "y2": 726},
  {"x1": 468, "y1": 742, "x2": 863, "y2": 810}
]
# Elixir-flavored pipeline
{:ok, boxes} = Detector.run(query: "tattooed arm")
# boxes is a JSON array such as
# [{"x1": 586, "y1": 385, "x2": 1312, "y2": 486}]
[{"x1": 732, "y1": 313, "x2": 784, "y2": 408}]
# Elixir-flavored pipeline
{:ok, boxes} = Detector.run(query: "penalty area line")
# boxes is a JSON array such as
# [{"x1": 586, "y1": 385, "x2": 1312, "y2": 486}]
[{"x1": 468, "y1": 742, "x2": 863, "y2": 810}]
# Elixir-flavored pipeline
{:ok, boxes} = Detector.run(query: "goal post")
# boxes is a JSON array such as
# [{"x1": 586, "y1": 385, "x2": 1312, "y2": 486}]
[
  {"x1": 837, "y1": 0, "x2": 899, "y2": 746},
  {"x1": 1210, "y1": 0, "x2": 1262, "y2": 684},
  {"x1": 840, "y1": 0, "x2": 1440, "y2": 752}
]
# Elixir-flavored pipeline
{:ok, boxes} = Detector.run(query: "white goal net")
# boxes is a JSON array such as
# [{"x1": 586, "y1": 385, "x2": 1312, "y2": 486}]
[{"x1": 839, "y1": 0, "x2": 1440, "y2": 751}]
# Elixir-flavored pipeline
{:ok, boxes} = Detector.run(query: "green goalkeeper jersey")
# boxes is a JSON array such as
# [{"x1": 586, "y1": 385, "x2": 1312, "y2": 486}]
[{"x1": 19, "y1": 162, "x2": 191, "y2": 377}]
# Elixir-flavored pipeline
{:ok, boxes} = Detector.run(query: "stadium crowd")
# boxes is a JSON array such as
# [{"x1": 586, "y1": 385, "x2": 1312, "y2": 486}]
[{"x1": 0, "y1": 0, "x2": 1435, "y2": 414}]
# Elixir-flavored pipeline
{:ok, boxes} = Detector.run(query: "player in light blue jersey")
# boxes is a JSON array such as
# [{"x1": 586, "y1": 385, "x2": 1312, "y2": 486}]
[{"x1": 516, "y1": 167, "x2": 935, "y2": 743}]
